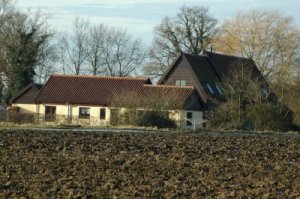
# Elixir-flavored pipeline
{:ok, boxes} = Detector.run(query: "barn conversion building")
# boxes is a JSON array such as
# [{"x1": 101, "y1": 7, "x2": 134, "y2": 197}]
[{"x1": 10, "y1": 51, "x2": 272, "y2": 129}]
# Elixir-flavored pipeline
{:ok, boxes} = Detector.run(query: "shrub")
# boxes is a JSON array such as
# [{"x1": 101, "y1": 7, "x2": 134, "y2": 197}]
[
  {"x1": 137, "y1": 110, "x2": 176, "y2": 129},
  {"x1": 114, "y1": 109, "x2": 176, "y2": 129},
  {"x1": 206, "y1": 100, "x2": 243, "y2": 130},
  {"x1": 246, "y1": 103, "x2": 293, "y2": 132},
  {"x1": 0, "y1": 112, "x2": 35, "y2": 124}
]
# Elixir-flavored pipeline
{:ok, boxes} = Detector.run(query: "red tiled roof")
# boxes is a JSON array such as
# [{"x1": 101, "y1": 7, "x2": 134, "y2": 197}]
[
  {"x1": 139, "y1": 85, "x2": 197, "y2": 109},
  {"x1": 35, "y1": 75, "x2": 151, "y2": 105},
  {"x1": 35, "y1": 74, "x2": 200, "y2": 110}
]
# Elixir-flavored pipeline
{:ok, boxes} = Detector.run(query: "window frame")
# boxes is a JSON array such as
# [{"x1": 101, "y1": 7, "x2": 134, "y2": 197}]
[
  {"x1": 79, "y1": 107, "x2": 90, "y2": 119},
  {"x1": 206, "y1": 83, "x2": 214, "y2": 94},
  {"x1": 216, "y1": 85, "x2": 223, "y2": 95},
  {"x1": 100, "y1": 108, "x2": 106, "y2": 120},
  {"x1": 186, "y1": 112, "x2": 193, "y2": 126},
  {"x1": 260, "y1": 86, "x2": 270, "y2": 97},
  {"x1": 175, "y1": 80, "x2": 186, "y2": 86},
  {"x1": 45, "y1": 106, "x2": 56, "y2": 122}
]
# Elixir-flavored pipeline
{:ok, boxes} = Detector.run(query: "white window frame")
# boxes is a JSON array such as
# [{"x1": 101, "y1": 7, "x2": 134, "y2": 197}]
[{"x1": 175, "y1": 80, "x2": 186, "y2": 86}]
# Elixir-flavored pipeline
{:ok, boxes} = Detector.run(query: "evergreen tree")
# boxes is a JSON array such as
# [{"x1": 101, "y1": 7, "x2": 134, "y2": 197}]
[{"x1": 0, "y1": 8, "x2": 52, "y2": 103}]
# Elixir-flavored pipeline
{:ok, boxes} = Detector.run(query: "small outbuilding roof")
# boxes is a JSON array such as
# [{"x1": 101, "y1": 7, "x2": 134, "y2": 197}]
[{"x1": 10, "y1": 83, "x2": 43, "y2": 104}]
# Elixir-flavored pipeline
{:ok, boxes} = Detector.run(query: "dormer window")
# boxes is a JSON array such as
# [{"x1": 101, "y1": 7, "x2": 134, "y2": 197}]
[
  {"x1": 206, "y1": 83, "x2": 214, "y2": 94},
  {"x1": 260, "y1": 86, "x2": 270, "y2": 97},
  {"x1": 175, "y1": 80, "x2": 186, "y2": 86},
  {"x1": 216, "y1": 85, "x2": 223, "y2": 95}
]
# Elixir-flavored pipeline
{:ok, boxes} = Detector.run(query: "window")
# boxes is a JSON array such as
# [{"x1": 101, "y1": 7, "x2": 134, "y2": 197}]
[
  {"x1": 206, "y1": 83, "x2": 214, "y2": 94},
  {"x1": 45, "y1": 106, "x2": 56, "y2": 122},
  {"x1": 100, "y1": 108, "x2": 106, "y2": 120},
  {"x1": 260, "y1": 86, "x2": 270, "y2": 97},
  {"x1": 186, "y1": 112, "x2": 193, "y2": 126},
  {"x1": 175, "y1": 80, "x2": 186, "y2": 86},
  {"x1": 216, "y1": 85, "x2": 223, "y2": 95},
  {"x1": 79, "y1": 107, "x2": 90, "y2": 119}
]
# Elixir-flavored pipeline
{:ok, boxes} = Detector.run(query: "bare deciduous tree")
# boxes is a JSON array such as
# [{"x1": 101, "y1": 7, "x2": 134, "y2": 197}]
[
  {"x1": 101, "y1": 28, "x2": 145, "y2": 77},
  {"x1": 142, "y1": 45, "x2": 173, "y2": 83},
  {"x1": 144, "y1": 6, "x2": 218, "y2": 81},
  {"x1": 0, "y1": 0, "x2": 15, "y2": 25},
  {"x1": 207, "y1": 61, "x2": 293, "y2": 131},
  {"x1": 34, "y1": 37, "x2": 58, "y2": 83},
  {"x1": 86, "y1": 24, "x2": 106, "y2": 76},
  {"x1": 60, "y1": 16, "x2": 89, "y2": 75},
  {"x1": 59, "y1": 19, "x2": 144, "y2": 77},
  {"x1": 28, "y1": 11, "x2": 58, "y2": 84},
  {"x1": 215, "y1": 10, "x2": 300, "y2": 84}
]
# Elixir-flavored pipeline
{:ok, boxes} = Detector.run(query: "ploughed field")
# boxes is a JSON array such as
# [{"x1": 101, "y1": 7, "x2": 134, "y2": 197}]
[{"x1": 0, "y1": 130, "x2": 299, "y2": 198}]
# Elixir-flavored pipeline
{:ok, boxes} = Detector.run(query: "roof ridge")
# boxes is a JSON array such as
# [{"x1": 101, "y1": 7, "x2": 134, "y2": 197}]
[
  {"x1": 182, "y1": 51, "x2": 250, "y2": 61},
  {"x1": 50, "y1": 74, "x2": 149, "y2": 81},
  {"x1": 206, "y1": 51, "x2": 250, "y2": 60},
  {"x1": 182, "y1": 52, "x2": 205, "y2": 58},
  {"x1": 144, "y1": 84, "x2": 194, "y2": 89}
]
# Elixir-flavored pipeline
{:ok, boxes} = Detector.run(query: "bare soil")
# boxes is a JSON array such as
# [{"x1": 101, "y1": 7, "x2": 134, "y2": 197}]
[{"x1": 0, "y1": 130, "x2": 299, "y2": 198}]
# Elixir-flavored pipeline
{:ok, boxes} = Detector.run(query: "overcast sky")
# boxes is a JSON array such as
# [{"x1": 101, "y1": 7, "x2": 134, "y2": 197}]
[{"x1": 17, "y1": 0, "x2": 300, "y2": 45}]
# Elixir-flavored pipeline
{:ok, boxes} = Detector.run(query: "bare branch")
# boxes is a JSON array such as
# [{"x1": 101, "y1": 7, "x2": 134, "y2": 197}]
[{"x1": 144, "y1": 6, "x2": 218, "y2": 81}]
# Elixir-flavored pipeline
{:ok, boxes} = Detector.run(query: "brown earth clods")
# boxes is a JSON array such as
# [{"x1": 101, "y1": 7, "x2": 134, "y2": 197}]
[{"x1": 0, "y1": 130, "x2": 299, "y2": 198}]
